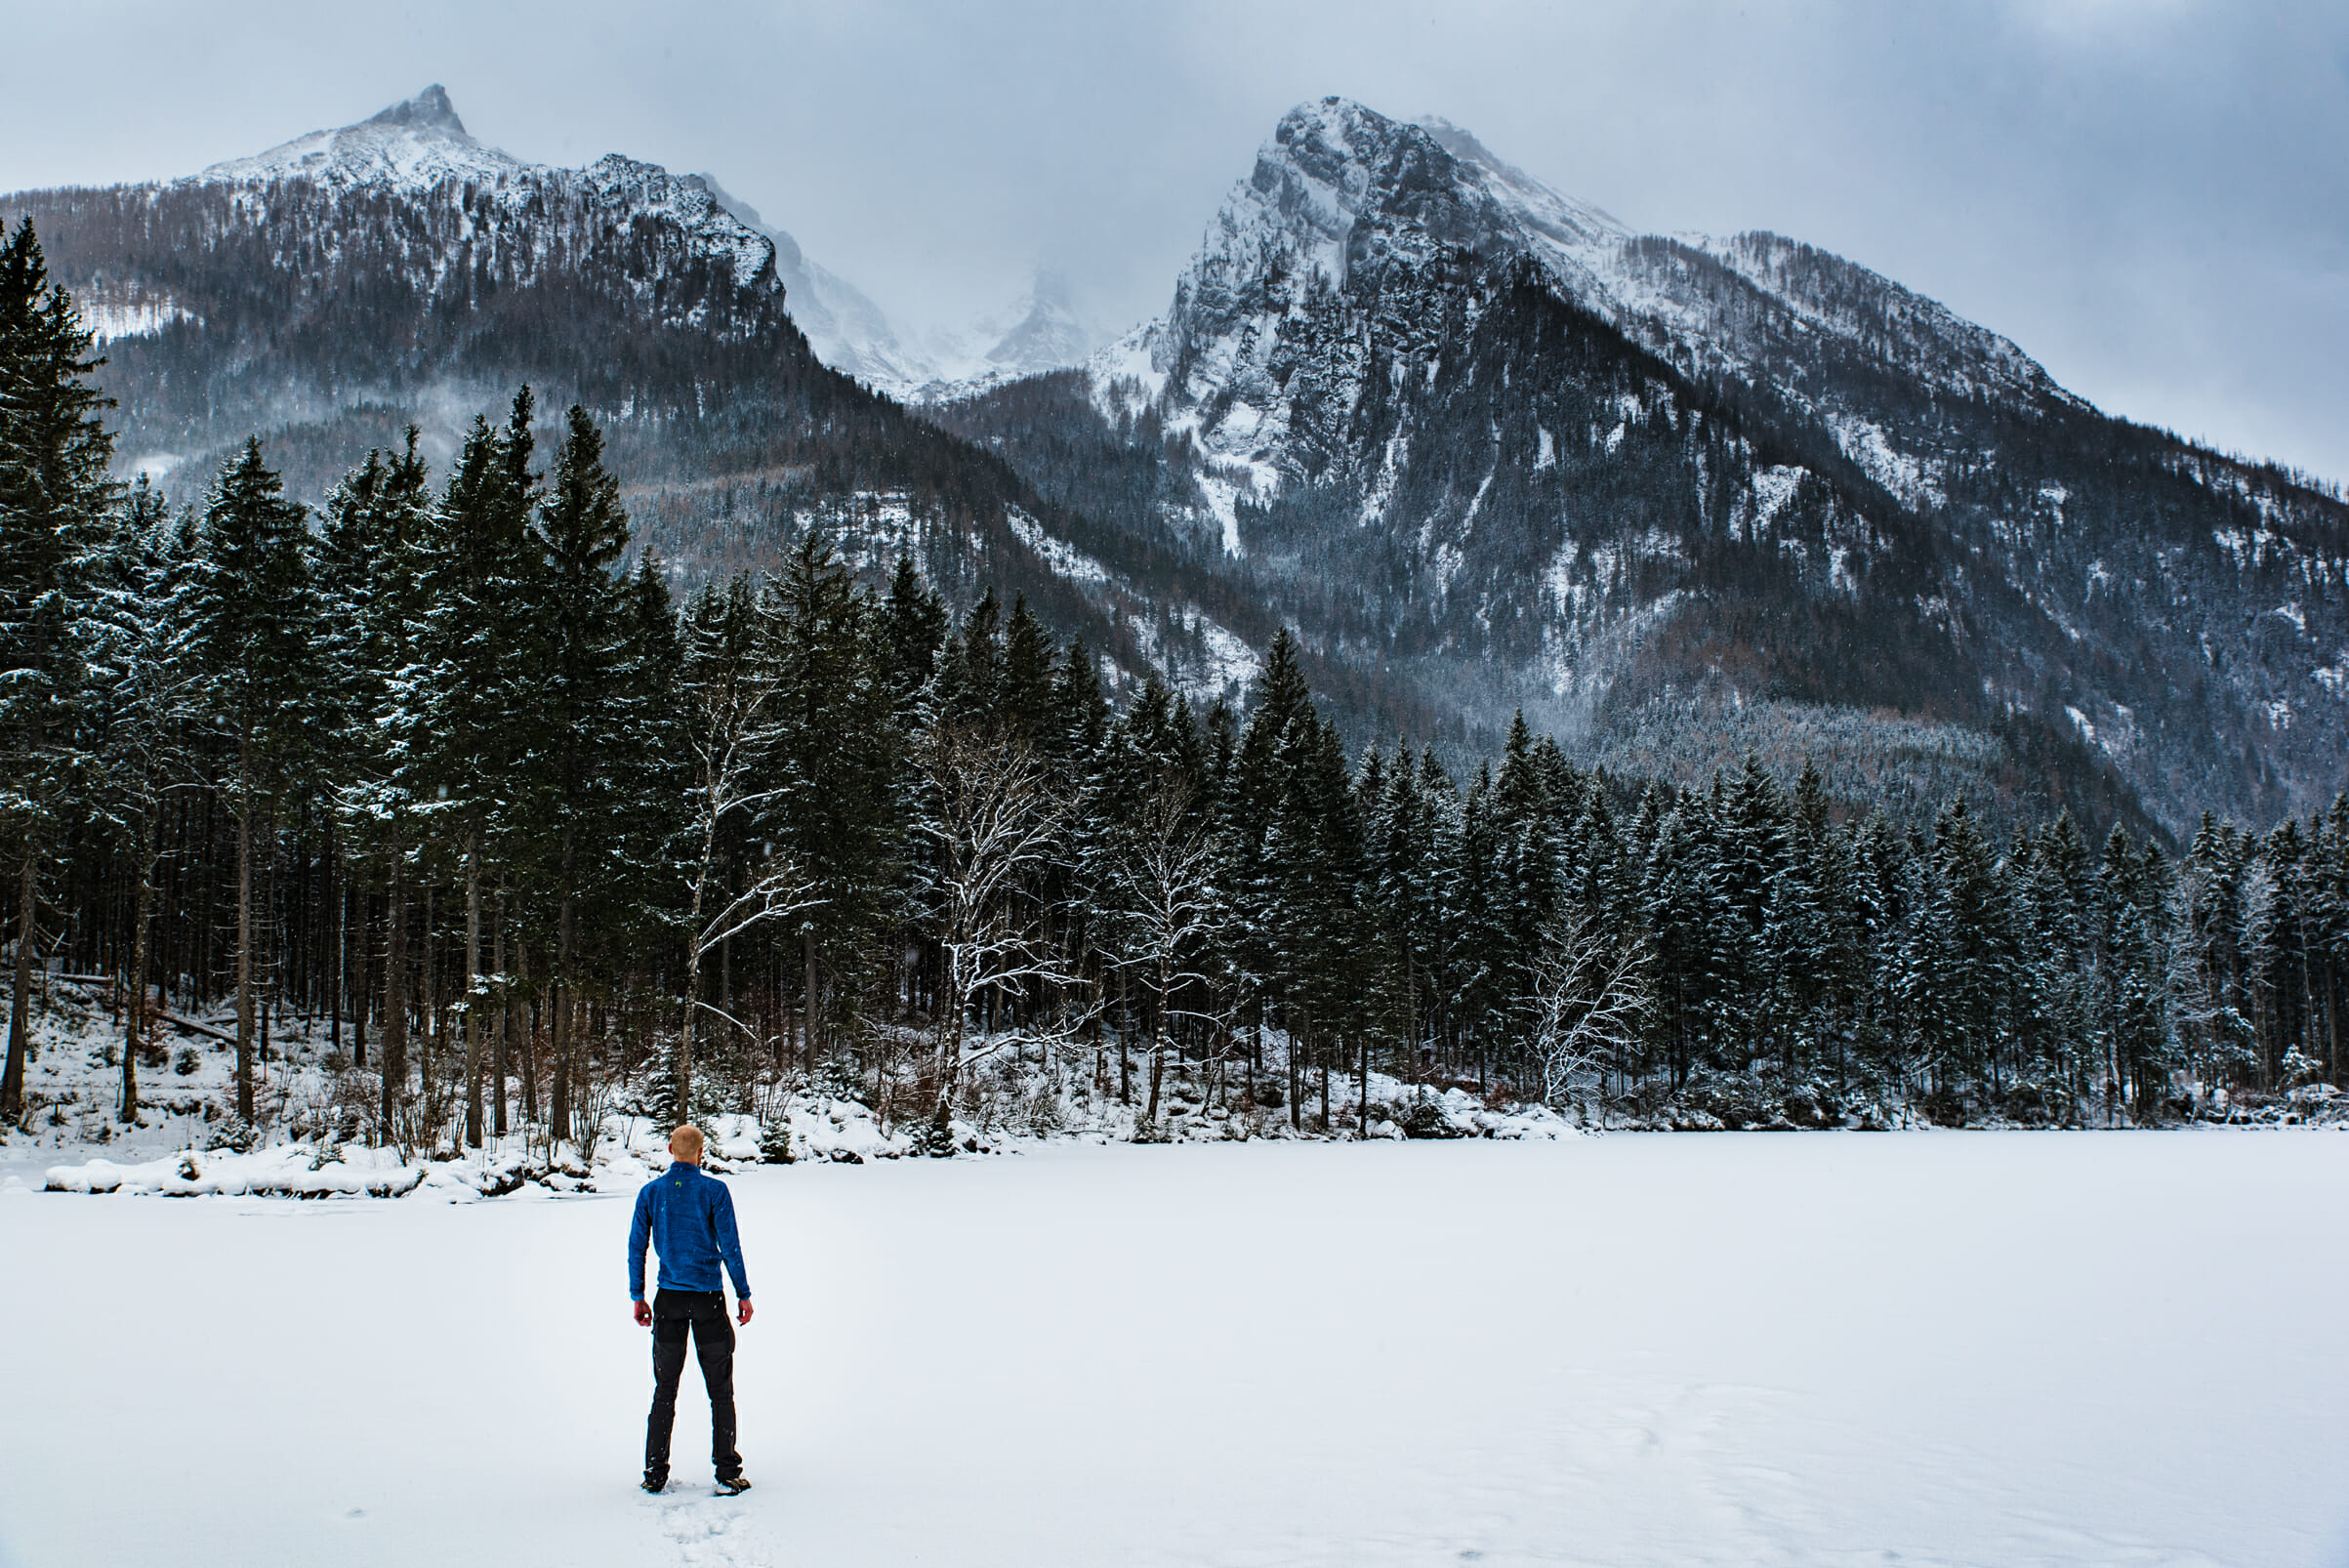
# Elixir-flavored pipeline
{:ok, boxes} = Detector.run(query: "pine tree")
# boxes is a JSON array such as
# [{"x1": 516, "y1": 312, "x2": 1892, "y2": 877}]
[
  {"x1": 319, "y1": 432, "x2": 433, "y2": 1141},
  {"x1": 766, "y1": 530, "x2": 903, "y2": 1077},
  {"x1": 1000, "y1": 594, "x2": 1055, "y2": 741},
  {"x1": 86, "y1": 478, "x2": 191, "y2": 1122},
  {"x1": 1219, "y1": 628, "x2": 1315, "y2": 1090},
  {"x1": 937, "y1": 589, "x2": 1005, "y2": 726},
  {"x1": 882, "y1": 555, "x2": 947, "y2": 697},
  {"x1": 415, "y1": 392, "x2": 543, "y2": 1146},
  {"x1": 531, "y1": 404, "x2": 635, "y2": 1145},
  {"x1": 1491, "y1": 712, "x2": 1559, "y2": 996},
  {"x1": 0, "y1": 220, "x2": 117, "y2": 1119},
  {"x1": 181, "y1": 439, "x2": 320, "y2": 1124}
]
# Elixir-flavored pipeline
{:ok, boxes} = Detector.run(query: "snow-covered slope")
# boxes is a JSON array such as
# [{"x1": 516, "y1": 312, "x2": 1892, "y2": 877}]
[
  {"x1": 694, "y1": 175, "x2": 939, "y2": 390},
  {"x1": 10, "y1": 86, "x2": 1174, "y2": 700},
  {"x1": 956, "y1": 96, "x2": 2349, "y2": 835},
  {"x1": 189, "y1": 86, "x2": 1095, "y2": 402},
  {"x1": 196, "y1": 84, "x2": 523, "y2": 191},
  {"x1": 185, "y1": 87, "x2": 780, "y2": 302}
]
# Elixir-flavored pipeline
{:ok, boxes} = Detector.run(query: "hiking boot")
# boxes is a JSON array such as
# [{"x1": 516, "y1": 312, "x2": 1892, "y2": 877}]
[
  {"x1": 641, "y1": 1472, "x2": 668, "y2": 1494},
  {"x1": 715, "y1": 1474, "x2": 752, "y2": 1496}
]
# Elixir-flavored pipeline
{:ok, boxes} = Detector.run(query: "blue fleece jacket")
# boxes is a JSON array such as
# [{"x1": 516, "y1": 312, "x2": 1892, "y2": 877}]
[{"x1": 628, "y1": 1161, "x2": 751, "y2": 1300}]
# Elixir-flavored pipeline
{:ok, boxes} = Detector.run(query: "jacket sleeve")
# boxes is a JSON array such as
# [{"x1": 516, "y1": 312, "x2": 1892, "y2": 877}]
[
  {"x1": 713, "y1": 1183, "x2": 750, "y2": 1299},
  {"x1": 628, "y1": 1183, "x2": 652, "y2": 1300}
]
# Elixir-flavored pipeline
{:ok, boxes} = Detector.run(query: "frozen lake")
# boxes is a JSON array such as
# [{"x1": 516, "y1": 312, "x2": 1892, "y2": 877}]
[{"x1": 2, "y1": 1134, "x2": 2343, "y2": 1568}]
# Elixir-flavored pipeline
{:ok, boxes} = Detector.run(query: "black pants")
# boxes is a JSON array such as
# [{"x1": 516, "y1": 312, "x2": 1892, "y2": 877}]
[{"x1": 644, "y1": 1290, "x2": 740, "y2": 1482}]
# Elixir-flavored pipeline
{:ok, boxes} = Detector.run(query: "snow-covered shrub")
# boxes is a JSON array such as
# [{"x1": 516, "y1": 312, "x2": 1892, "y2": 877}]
[
  {"x1": 904, "y1": 1100, "x2": 944, "y2": 1157},
  {"x1": 1014, "y1": 1081, "x2": 1065, "y2": 1136},
  {"x1": 1394, "y1": 1094, "x2": 1466, "y2": 1139},
  {"x1": 759, "y1": 1119, "x2": 794, "y2": 1164},
  {"x1": 205, "y1": 1115, "x2": 257, "y2": 1152}
]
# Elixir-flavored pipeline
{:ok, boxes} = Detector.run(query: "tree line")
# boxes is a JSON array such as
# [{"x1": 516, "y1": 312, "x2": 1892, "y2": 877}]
[{"x1": 5, "y1": 219, "x2": 2347, "y2": 1151}]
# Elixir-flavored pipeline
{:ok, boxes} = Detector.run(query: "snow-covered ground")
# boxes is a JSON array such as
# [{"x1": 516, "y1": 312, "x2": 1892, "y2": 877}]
[{"x1": 2, "y1": 1135, "x2": 2343, "y2": 1568}]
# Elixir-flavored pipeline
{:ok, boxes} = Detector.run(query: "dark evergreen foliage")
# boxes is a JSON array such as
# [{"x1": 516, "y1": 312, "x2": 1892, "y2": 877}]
[{"x1": 6, "y1": 223, "x2": 2348, "y2": 1151}]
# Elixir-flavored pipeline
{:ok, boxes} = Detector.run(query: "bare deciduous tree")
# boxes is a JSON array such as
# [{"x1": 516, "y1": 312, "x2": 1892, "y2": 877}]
[
  {"x1": 672, "y1": 582, "x2": 822, "y2": 1117},
  {"x1": 917, "y1": 728, "x2": 1084, "y2": 1115},
  {"x1": 1524, "y1": 906, "x2": 1654, "y2": 1119},
  {"x1": 1097, "y1": 776, "x2": 1228, "y2": 1126}
]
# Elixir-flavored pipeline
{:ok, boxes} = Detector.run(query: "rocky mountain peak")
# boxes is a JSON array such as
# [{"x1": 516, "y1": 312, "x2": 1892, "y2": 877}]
[
  {"x1": 361, "y1": 84, "x2": 467, "y2": 137},
  {"x1": 197, "y1": 84, "x2": 520, "y2": 190}
]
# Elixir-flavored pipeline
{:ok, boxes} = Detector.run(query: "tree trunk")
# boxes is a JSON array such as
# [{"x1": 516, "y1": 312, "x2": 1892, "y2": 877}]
[
  {"x1": 678, "y1": 931, "x2": 701, "y2": 1125},
  {"x1": 352, "y1": 890, "x2": 369, "y2": 1071},
  {"x1": 1144, "y1": 976, "x2": 1167, "y2": 1124},
  {"x1": 234, "y1": 728, "x2": 256, "y2": 1126},
  {"x1": 381, "y1": 835, "x2": 408, "y2": 1148},
  {"x1": 493, "y1": 894, "x2": 510, "y2": 1138},
  {"x1": 1288, "y1": 1023, "x2": 1301, "y2": 1131},
  {"x1": 122, "y1": 826, "x2": 155, "y2": 1123},
  {"x1": 326, "y1": 824, "x2": 342, "y2": 1058},
  {"x1": 933, "y1": 942, "x2": 969, "y2": 1116},
  {"x1": 551, "y1": 875, "x2": 573, "y2": 1149},
  {"x1": 420, "y1": 885, "x2": 436, "y2": 1139},
  {"x1": 464, "y1": 831, "x2": 483, "y2": 1149},
  {"x1": 804, "y1": 929, "x2": 821, "y2": 1082},
  {"x1": 1, "y1": 853, "x2": 35, "y2": 1120},
  {"x1": 1115, "y1": 971, "x2": 1132, "y2": 1105}
]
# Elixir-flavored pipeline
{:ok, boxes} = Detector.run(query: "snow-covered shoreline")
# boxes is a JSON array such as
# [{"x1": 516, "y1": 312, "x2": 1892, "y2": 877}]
[{"x1": 9, "y1": 968, "x2": 2341, "y2": 1206}]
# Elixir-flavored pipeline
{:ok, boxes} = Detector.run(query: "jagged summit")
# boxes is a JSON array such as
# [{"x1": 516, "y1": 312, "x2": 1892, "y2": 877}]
[
  {"x1": 179, "y1": 92, "x2": 776, "y2": 290},
  {"x1": 197, "y1": 84, "x2": 520, "y2": 190},
  {"x1": 362, "y1": 84, "x2": 467, "y2": 136},
  {"x1": 1097, "y1": 95, "x2": 2069, "y2": 499}
]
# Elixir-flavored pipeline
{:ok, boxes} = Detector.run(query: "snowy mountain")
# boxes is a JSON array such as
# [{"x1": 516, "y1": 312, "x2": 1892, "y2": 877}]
[
  {"x1": 5, "y1": 87, "x2": 1160, "y2": 680},
  {"x1": 101, "y1": 85, "x2": 1070, "y2": 405},
  {"x1": 195, "y1": 84, "x2": 524, "y2": 190},
  {"x1": 12, "y1": 85, "x2": 2342, "y2": 835},
  {"x1": 937, "y1": 98, "x2": 2349, "y2": 836},
  {"x1": 1102, "y1": 102, "x2": 2075, "y2": 506}
]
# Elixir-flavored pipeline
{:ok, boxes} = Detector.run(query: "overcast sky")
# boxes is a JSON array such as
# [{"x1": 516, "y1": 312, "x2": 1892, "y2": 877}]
[{"x1": 3, "y1": 0, "x2": 2344, "y2": 480}]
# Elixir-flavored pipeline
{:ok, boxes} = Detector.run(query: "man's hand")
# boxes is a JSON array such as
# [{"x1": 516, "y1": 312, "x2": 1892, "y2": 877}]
[
  {"x1": 634, "y1": 1300, "x2": 653, "y2": 1328},
  {"x1": 737, "y1": 1298, "x2": 754, "y2": 1327}
]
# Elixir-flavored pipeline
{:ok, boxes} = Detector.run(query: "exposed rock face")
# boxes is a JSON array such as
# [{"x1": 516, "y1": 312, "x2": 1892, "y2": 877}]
[{"x1": 937, "y1": 97, "x2": 2349, "y2": 836}]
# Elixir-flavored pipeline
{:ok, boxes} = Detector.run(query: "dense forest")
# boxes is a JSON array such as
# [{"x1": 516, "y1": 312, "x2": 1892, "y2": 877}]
[{"x1": 5, "y1": 222, "x2": 2346, "y2": 1155}]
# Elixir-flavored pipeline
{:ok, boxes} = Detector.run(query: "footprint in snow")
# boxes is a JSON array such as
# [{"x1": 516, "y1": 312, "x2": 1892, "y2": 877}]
[{"x1": 657, "y1": 1492, "x2": 770, "y2": 1568}]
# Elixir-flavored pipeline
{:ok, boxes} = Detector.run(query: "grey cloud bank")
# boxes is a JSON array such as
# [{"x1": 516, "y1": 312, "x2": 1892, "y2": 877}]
[{"x1": 3, "y1": 0, "x2": 2342, "y2": 479}]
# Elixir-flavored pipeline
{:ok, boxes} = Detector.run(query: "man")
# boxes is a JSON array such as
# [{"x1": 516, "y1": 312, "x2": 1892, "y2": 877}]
[{"x1": 628, "y1": 1123, "x2": 753, "y2": 1495}]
